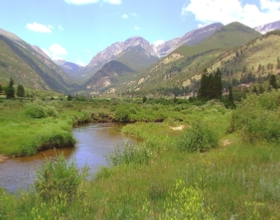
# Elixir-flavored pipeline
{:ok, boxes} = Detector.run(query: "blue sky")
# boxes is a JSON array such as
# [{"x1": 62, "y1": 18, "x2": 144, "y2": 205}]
[{"x1": 0, "y1": 0, "x2": 279, "y2": 66}]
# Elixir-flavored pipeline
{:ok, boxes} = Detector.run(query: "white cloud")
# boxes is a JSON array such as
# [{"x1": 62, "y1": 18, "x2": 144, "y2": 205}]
[
  {"x1": 134, "y1": 25, "x2": 140, "y2": 30},
  {"x1": 132, "y1": 12, "x2": 138, "y2": 17},
  {"x1": 121, "y1": 14, "x2": 128, "y2": 19},
  {"x1": 42, "y1": 48, "x2": 51, "y2": 58},
  {"x1": 77, "y1": 61, "x2": 86, "y2": 67},
  {"x1": 153, "y1": 40, "x2": 165, "y2": 46},
  {"x1": 86, "y1": 49, "x2": 92, "y2": 53},
  {"x1": 58, "y1": 25, "x2": 64, "y2": 31},
  {"x1": 26, "y1": 22, "x2": 53, "y2": 33},
  {"x1": 43, "y1": 44, "x2": 68, "y2": 60},
  {"x1": 181, "y1": 0, "x2": 280, "y2": 27},
  {"x1": 65, "y1": 0, "x2": 121, "y2": 5}
]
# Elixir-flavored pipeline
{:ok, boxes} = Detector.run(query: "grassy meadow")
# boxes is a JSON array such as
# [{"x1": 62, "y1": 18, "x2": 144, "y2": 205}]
[{"x1": 0, "y1": 91, "x2": 280, "y2": 219}]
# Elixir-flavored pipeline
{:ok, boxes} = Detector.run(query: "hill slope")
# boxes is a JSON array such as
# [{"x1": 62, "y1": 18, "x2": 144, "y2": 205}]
[
  {"x1": 83, "y1": 60, "x2": 137, "y2": 95},
  {"x1": 116, "y1": 23, "x2": 265, "y2": 96},
  {"x1": 0, "y1": 34, "x2": 74, "y2": 93}
]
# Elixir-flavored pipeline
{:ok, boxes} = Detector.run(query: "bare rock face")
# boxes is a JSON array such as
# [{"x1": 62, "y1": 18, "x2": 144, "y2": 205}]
[{"x1": 254, "y1": 20, "x2": 280, "y2": 34}]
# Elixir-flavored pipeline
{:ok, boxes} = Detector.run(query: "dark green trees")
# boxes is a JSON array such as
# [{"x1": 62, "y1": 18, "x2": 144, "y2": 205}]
[
  {"x1": 142, "y1": 96, "x2": 147, "y2": 103},
  {"x1": 269, "y1": 74, "x2": 278, "y2": 90},
  {"x1": 16, "y1": 85, "x2": 25, "y2": 97},
  {"x1": 5, "y1": 78, "x2": 15, "y2": 99},
  {"x1": 67, "y1": 95, "x2": 73, "y2": 101},
  {"x1": 0, "y1": 84, "x2": 2, "y2": 94},
  {"x1": 197, "y1": 68, "x2": 223, "y2": 100}
]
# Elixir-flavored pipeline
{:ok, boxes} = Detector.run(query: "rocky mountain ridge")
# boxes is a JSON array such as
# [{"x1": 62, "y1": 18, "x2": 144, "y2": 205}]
[
  {"x1": 254, "y1": 20, "x2": 280, "y2": 34},
  {"x1": 80, "y1": 23, "x2": 226, "y2": 78}
]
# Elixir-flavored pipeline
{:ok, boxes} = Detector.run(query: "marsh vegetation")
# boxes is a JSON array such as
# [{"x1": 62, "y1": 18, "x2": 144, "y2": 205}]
[{"x1": 0, "y1": 90, "x2": 280, "y2": 219}]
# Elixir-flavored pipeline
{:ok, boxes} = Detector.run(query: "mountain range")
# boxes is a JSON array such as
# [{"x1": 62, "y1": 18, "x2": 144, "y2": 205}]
[{"x1": 0, "y1": 20, "x2": 280, "y2": 97}]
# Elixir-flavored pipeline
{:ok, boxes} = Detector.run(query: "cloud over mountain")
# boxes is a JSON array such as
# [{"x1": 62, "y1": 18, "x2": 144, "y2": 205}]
[
  {"x1": 182, "y1": 0, "x2": 280, "y2": 27},
  {"x1": 43, "y1": 44, "x2": 68, "y2": 60}
]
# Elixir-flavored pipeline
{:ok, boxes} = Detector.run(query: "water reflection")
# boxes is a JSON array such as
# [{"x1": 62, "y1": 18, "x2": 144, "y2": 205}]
[{"x1": 0, "y1": 123, "x2": 134, "y2": 193}]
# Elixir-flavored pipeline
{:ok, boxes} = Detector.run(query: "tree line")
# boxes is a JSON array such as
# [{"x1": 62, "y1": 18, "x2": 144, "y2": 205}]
[{"x1": 0, "y1": 78, "x2": 25, "y2": 99}]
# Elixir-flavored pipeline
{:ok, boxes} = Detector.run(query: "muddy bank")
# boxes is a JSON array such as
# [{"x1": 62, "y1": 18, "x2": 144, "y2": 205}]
[{"x1": 0, "y1": 154, "x2": 9, "y2": 163}]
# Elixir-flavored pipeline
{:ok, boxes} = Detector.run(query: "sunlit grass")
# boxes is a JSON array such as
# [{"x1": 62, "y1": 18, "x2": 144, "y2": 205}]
[{"x1": 1, "y1": 97, "x2": 280, "y2": 219}]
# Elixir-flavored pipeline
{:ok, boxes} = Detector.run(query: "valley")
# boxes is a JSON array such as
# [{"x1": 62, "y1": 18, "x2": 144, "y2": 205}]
[
  {"x1": 1, "y1": 20, "x2": 279, "y2": 97},
  {"x1": 0, "y1": 19, "x2": 280, "y2": 219}
]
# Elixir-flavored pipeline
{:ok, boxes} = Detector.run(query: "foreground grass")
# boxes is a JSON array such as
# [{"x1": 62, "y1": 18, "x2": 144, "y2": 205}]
[
  {"x1": 1, "y1": 94, "x2": 280, "y2": 219},
  {"x1": 1, "y1": 134, "x2": 279, "y2": 219}
]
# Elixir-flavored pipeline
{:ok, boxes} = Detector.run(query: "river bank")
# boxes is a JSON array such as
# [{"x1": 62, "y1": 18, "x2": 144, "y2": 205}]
[
  {"x1": 0, "y1": 123, "x2": 134, "y2": 193},
  {"x1": 0, "y1": 154, "x2": 9, "y2": 163},
  {"x1": 0, "y1": 98, "x2": 174, "y2": 157}
]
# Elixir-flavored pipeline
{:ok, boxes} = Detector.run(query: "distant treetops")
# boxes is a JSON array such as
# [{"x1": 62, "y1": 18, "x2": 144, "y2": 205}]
[{"x1": 197, "y1": 68, "x2": 222, "y2": 100}]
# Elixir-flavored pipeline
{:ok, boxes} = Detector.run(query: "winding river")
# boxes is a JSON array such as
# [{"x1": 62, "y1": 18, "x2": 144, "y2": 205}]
[{"x1": 0, "y1": 123, "x2": 135, "y2": 193}]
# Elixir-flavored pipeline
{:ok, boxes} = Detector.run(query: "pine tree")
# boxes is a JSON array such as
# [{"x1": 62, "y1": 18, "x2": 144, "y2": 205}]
[
  {"x1": 5, "y1": 78, "x2": 15, "y2": 99},
  {"x1": 207, "y1": 73, "x2": 215, "y2": 99},
  {"x1": 197, "y1": 69, "x2": 209, "y2": 100},
  {"x1": 214, "y1": 68, "x2": 223, "y2": 99},
  {"x1": 227, "y1": 85, "x2": 236, "y2": 108},
  {"x1": 67, "y1": 95, "x2": 72, "y2": 101},
  {"x1": 228, "y1": 86, "x2": 234, "y2": 103},
  {"x1": 16, "y1": 84, "x2": 25, "y2": 97},
  {"x1": 269, "y1": 74, "x2": 277, "y2": 90}
]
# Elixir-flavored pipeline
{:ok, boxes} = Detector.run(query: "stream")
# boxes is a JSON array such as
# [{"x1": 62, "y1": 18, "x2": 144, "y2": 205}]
[{"x1": 0, "y1": 123, "x2": 134, "y2": 193}]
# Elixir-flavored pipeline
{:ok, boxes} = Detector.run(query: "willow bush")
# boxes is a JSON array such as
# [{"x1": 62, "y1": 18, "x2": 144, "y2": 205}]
[
  {"x1": 230, "y1": 90, "x2": 280, "y2": 143},
  {"x1": 178, "y1": 121, "x2": 218, "y2": 152}
]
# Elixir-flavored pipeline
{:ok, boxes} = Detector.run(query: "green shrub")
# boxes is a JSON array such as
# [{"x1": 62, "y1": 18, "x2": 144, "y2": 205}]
[
  {"x1": 22, "y1": 100, "x2": 59, "y2": 118},
  {"x1": 23, "y1": 104, "x2": 46, "y2": 118},
  {"x1": 35, "y1": 153, "x2": 89, "y2": 202},
  {"x1": 230, "y1": 91, "x2": 280, "y2": 143},
  {"x1": 178, "y1": 121, "x2": 218, "y2": 152},
  {"x1": 114, "y1": 106, "x2": 131, "y2": 122}
]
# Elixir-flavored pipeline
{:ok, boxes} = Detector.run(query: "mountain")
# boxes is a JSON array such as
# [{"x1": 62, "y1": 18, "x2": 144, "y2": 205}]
[
  {"x1": 1, "y1": 20, "x2": 278, "y2": 97},
  {"x1": 84, "y1": 60, "x2": 136, "y2": 95},
  {"x1": 255, "y1": 20, "x2": 280, "y2": 34},
  {"x1": 53, "y1": 59, "x2": 83, "y2": 80},
  {"x1": 80, "y1": 36, "x2": 157, "y2": 80},
  {"x1": 154, "y1": 23, "x2": 224, "y2": 57},
  {"x1": 117, "y1": 22, "x2": 263, "y2": 96},
  {"x1": 174, "y1": 22, "x2": 261, "y2": 59},
  {"x1": 116, "y1": 44, "x2": 159, "y2": 72},
  {"x1": 32, "y1": 45, "x2": 50, "y2": 59}
]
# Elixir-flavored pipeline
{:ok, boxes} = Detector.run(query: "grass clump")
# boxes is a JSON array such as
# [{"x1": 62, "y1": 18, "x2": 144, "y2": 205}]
[
  {"x1": 22, "y1": 99, "x2": 59, "y2": 118},
  {"x1": 35, "y1": 153, "x2": 89, "y2": 202},
  {"x1": 106, "y1": 142, "x2": 151, "y2": 166},
  {"x1": 139, "y1": 179, "x2": 214, "y2": 219}
]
